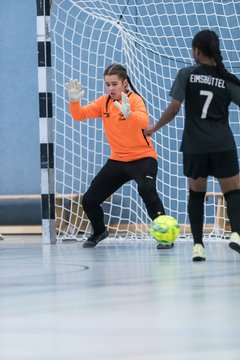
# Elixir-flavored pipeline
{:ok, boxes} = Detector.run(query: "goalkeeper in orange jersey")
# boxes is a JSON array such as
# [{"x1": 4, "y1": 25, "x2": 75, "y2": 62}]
[
  {"x1": 144, "y1": 30, "x2": 240, "y2": 261},
  {"x1": 65, "y1": 64, "x2": 171, "y2": 249}
]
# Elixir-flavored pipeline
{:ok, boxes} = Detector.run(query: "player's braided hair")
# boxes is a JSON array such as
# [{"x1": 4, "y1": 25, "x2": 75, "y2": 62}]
[
  {"x1": 192, "y1": 30, "x2": 240, "y2": 86},
  {"x1": 104, "y1": 64, "x2": 143, "y2": 98}
]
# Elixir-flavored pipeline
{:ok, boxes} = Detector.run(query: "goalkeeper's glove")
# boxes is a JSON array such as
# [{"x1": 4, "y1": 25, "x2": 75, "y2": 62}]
[
  {"x1": 114, "y1": 92, "x2": 131, "y2": 118},
  {"x1": 65, "y1": 79, "x2": 84, "y2": 102}
]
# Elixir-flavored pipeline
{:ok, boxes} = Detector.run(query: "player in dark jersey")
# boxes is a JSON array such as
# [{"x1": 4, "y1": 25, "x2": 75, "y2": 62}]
[{"x1": 144, "y1": 30, "x2": 240, "y2": 261}]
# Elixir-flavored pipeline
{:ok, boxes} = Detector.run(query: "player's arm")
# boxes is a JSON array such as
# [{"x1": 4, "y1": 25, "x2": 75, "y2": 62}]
[
  {"x1": 144, "y1": 67, "x2": 190, "y2": 135},
  {"x1": 226, "y1": 81, "x2": 240, "y2": 107},
  {"x1": 144, "y1": 98, "x2": 182, "y2": 135},
  {"x1": 128, "y1": 95, "x2": 149, "y2": 127},
  {"x1": 65, "y1": 79, "x2": 102, "y2": 120},
  {"x1": 114, "y1": 93, "x2": 149, "y2": 127}
]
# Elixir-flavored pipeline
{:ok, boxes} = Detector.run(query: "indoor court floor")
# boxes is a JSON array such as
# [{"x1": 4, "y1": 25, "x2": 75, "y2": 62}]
[{"x1": 0, "y1": 235, "x2": 240, "y2": 360}]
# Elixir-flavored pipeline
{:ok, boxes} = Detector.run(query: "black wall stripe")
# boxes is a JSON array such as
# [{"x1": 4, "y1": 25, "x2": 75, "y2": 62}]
[
  {"x1": 39, "y1": 92, "x2": 52, "y2": 118},
  {"x1": 36, "y1": 0, "x2": 51, "y2": 17},
  {"x1": 41, "y1": 194, "x2": 55, "y2": 219}
]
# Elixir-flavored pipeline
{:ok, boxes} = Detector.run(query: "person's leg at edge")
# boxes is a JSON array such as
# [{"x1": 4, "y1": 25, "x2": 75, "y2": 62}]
[
  {"x1": 219, "y1": 174, "x2": 240, "y2": 254},
  {"x1": 188, "y1": 177, "x2": 207, "y2": 261},
  {"x1": 82, "y1": 160, "x2": 128, "y2": 247}
]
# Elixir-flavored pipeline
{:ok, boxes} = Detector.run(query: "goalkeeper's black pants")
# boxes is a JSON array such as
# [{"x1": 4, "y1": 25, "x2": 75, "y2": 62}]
[{"x1": 82, "y1": 157, "x2": 165, "y2": 235}]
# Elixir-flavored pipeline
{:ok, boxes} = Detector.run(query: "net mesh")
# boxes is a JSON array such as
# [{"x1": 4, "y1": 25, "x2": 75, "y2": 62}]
[{"x1": 51, "y1": 0, "x2": 240, "y2": 241}]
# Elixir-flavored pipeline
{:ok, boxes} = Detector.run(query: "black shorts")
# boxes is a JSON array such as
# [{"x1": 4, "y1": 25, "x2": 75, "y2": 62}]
[{"x1": 183, "y1": 150, "x2": 239, "y2": 179}]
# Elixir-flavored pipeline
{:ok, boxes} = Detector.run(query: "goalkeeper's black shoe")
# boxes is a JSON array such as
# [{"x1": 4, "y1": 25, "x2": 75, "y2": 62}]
[
  {"x1": 82, "y1": 229, "x2": 108, "y2": 248},
  {"x1": 156, "y1": 242, "x2": 174, "y2": 250}
]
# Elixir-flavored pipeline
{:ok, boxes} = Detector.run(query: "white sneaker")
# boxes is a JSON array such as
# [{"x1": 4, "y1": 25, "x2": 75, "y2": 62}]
[
  {"x1": 229, "y1": 232, "x2": 240, "y2": 254},
  {"x1": 0, "y1": 234, "x2": 4, "y2": 240},
  {"x1": 192, "y1": 244, "x2": 206, "y2": 261}
]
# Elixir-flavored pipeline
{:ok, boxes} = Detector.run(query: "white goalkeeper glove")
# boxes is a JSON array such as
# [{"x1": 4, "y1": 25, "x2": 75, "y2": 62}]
[
  {"x1": 65, "y1": 79, "x2": 84, "y2": 102},
  {"x1": 114, "y1": 92, "x2": 131, "y2": 118}
]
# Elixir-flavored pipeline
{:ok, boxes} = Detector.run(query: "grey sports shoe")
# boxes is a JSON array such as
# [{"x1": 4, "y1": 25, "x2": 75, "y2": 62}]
[
  {"x1": 229, "y1": 232, "x2": 240, "y2": 254},
  {"x1": 192, "y1": 244, "x2": 206, "y2": 261},
  {"x1": 156, "y1": 242, "x2": 174, "y2": 249},
  {"x1": 82, "y1": 229, "x2": 108, "y2": 248}
]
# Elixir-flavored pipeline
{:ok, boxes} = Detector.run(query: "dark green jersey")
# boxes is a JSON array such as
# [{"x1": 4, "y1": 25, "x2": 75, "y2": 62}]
[{"x1": 170, "y1": 64, "x2": 240, "y2": 154}]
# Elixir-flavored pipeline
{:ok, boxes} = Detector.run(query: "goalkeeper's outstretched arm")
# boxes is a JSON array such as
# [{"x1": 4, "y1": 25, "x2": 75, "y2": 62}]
[
  {"x1": 65, "y1": 79, "x2": 102, "y2": 120},
  {"x1": 65, "y1": 79, "x2": 84, "y2": 102}
]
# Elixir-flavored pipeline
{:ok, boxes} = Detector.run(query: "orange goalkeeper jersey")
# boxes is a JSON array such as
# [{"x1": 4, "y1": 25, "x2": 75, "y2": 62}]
[{"x1": 69, "y1": 91, "x2": 157, "y2": 162}]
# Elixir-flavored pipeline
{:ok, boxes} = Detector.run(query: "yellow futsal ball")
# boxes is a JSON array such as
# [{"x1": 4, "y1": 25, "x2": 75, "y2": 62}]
[{"x1": 151, "y1": 215, "x2": 180, "y2": 245}]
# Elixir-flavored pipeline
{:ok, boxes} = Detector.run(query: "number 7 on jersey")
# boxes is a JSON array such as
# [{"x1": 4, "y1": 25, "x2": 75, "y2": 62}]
[{"x1": 200, "y1": 90, "x2": 213, "y2": 119}]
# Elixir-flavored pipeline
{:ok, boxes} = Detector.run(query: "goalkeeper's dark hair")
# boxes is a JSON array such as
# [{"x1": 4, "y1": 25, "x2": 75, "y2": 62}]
[
  {"x1": 192, "y1": 30, "x2": 240, "y2": 86},
  {"x1": 104, "y1": 64, "x2": 144, "y2": 99}
]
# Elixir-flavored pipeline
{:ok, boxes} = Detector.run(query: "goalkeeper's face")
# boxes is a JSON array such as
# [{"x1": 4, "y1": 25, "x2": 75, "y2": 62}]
[{"x1": 104, "y1": 75, "x2": 128, "y2": 101}]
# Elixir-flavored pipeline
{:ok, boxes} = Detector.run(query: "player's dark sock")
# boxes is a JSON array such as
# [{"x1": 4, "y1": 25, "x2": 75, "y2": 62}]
[
  {"x1": 188, "y1": 190, "x2": 206, "y2": 246},
  {"x1": 224, "y1": 189, "x2": 240, "y2": 235}
]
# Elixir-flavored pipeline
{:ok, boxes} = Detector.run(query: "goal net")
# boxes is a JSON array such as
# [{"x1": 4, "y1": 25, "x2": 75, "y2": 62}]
[{"x1": 51, "y1": 0, "x2": 240, "y2": 241}]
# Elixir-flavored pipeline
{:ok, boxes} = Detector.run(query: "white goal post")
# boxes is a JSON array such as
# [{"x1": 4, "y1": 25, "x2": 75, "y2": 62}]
[{"x1": 49, "y1": 0, "x2": 240, "y2": 242}]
